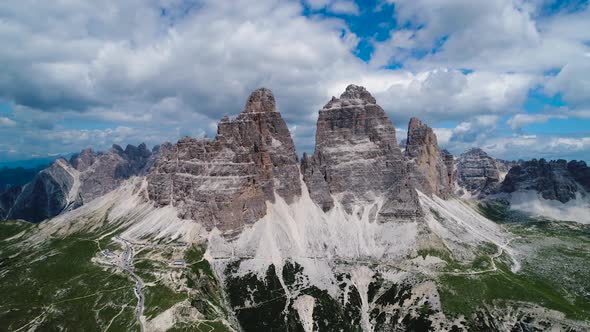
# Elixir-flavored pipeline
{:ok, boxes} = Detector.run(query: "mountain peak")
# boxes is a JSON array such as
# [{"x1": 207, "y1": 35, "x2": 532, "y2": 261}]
[
  {"x1": 408, "y1": 117, "x2": 425, "y2": 129},
  {"x1": 463, "y1": 147, "x2": 488, "y2": 156},
  {"x1": 406, "y1": 117, "x2": 437, "y2": 149},
  {"x1": 302, "y1": 84, "x2": 422, "y2": 219},
  {"x1": 148, "y1": 87, "x2": 301, "y2": 232},
  {"x1": 405, "y1": 117, "x2": 452, "y2": 198},
  {"x1": 243, "y1": 87, "x2": 276, "y2": 113},
  {"x1": 339, "y1": 84, "x2": 376, "y2": 104}
]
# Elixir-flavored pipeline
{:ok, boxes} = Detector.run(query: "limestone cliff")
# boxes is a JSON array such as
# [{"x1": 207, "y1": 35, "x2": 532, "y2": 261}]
[
  {"x1": 301, "y1": 85, "x2": 422, "y2": 220},
  {"x1": 147, "y1": 88, "x2": 301, "y2": 232}
]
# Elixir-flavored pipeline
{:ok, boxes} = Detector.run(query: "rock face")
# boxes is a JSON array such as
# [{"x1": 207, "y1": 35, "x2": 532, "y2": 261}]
[
  {"x1": 147, "y1": 88, "x2": 301, "y2": 232},
  {"x1": 441, "y1": 149, "x2": 456, "y2": 188},
  {"x1": 7, "y1": 159, "x2": 81, "y2": 222},
  {"x1": 70, "y1": 148, "x2": 96, "y2": 172},
  {"x1": 4, "y1": 143, "x2": 153, "y2": 222},
  {"x1": 301, "y1": 85, "x2": 422, "y2": 220},
  {"x1": 456, "y1": 148, "x2": 505, "y2": 197},
  {"x1": 0, "y1": 186, "x2": 22, "y2": 219},
  {"x1": 567, "y1": 160, "x2": 590, "y2": 192},
  {"x1": 404, "y1": 117, "x2": 453, "y2": 198},
  {"x1": 500, "y1": 159, "x2": 589, "y2": 203},
  {"x1": 73, "y1": 143, "x2": 153, "y2": 203}
]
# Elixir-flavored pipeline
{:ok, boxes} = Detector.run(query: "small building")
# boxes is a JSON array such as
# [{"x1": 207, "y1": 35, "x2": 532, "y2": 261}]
[
  {"x1": 171, "y1": 259, "x2": 186, "y2": 267},
  {"x1": 101, "y1": 250, "x2": 114, "y2": 258}
]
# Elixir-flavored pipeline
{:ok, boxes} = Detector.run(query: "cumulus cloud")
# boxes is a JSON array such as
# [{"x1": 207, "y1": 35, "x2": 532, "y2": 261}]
[
  {"x1": 0, "y1": 0, "x2": 588, "y2": 162},
  {"x1": 545, "y1": 58, "x2": 590, "y2": 108},
  {"x1": 377, "y1": 0, "x2": 590, "y2": 74},
  {"x1": 0, "y1": 117, "x2": 16, "y2": 127},
  {"x1": 506, "y1": 107, "x2": 590, "y2": 130},
  {"x1": 507, "y1": 113, "x2": 561, "y2": 129},
  {"x1": 436, "y1": 119, "x2": 590, "y2": 161},
  {"x1": 372, "y1": 69, "x2": 533, "y2": 124},
  {"x1": 0, "y1": 0, "x2": 369, "y2": 159},
  {"x1": 305, "y1": 0, "x2": 360, "y2": 15}
]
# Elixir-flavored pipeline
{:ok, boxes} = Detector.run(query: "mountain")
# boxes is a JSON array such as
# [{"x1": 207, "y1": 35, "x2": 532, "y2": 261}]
[
  {"x1": 455, "y1": 148, "x2": 510, "y2": 198},
  {"x1": 6, "y1": 159, "x2": 81, "y2": 222},
  {"x1": 4, "y1": 144, "x2": 154, "y2": 222},
  {"x1": 489, "y1": 158, "x2": 590, "y2": 223},
  {"x1": 405, "y1": 117, "x2": 454, "y2": 198},
  {"x1": 1, "y1": 87, "x2": 589, "y2": 332},
  {"x1": 0, "y1": 185, "x2": 21, "y2": 219},
  {"x1": 500, "y1": 159, "x2": 589, "y2": 203},
  {"x1": 301, "y1": 84, "x2": 422, "y2": 218},
  {"x1": 148, "y1": 88, "x2": 301, "y2": 233},
  {"x1": 72, "y1": 143, "x2": 154, "y2": 203}
]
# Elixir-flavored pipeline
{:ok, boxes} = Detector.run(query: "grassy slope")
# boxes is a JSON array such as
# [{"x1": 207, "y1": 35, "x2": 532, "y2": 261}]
[
  {"x1": 437, "y1": 203, "x2": 590, "y2": 323},
  {"x1": 0, "y1": 220, "x2": 234, "y2": 332},
  {"x1": 0, "y1": 221, "x2": 138, "y2": 332}
]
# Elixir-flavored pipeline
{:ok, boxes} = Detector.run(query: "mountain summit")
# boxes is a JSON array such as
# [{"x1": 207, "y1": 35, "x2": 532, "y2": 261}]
[
  {"x1": 302, "y1": 85, "x2": 422, "y2": 219},
  {"x1": 147, "y1": 88, "x2": 301, "y2": 232},
  {"x1": 243, "y1": 87, "x2": 277, "y2": 113}
]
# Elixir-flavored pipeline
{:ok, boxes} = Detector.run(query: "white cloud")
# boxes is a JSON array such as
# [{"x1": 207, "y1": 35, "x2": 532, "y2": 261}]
[
  {"x1": 438, "y1": 119, "x2": 590, "y2": 161},
  {"x1": 376, "y1": 0, "x2": 590, "y2": 75},
  {"x1": 329, "y1": 0, "x2": 360, "y2": 15},
  {"x1": 0, "y1": 0, "x2": 588, "y2": 162},
  {"x1": 0, "y1": 117, "x2": 16, "y2": 127},
  {"x1": 506, "y1": 108, "x2": 590, "y2": 129},
  {"x1": 433, "y1": 128, "x2": 453, "y2": 146},
  {"x1": 372, "y1": 69, "x2": 533, "y2": 123},
  {"x1": 507, "y1": 113, "x2": 560, "y2": 129},
  {"x1": 546, "y1": 58, "x2": 590, "y2": 108},
  {"x1": 305, "y1": 0, "x2": 360, "y2": 15}
]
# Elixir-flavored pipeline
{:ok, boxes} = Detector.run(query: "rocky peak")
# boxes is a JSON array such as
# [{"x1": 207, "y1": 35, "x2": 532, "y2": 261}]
[
  {"x1": 456, "y1": 148, "x2": 504, "y2": 197},
  {"x1": 500, "y1": 158, "x2": 588, "y2": 203},
  {"x1": 404, "y1": 117, "x2": 453, "y2": 198},
  {"x1": 243, "y1": 87, "x2": 276, "y2": 113},
  {"x1": 302, "y1": 85, "x2": 422, "y2": 220},
  {"x1": 406, "y1": 117, "x2": 438, "y2": 154},
  {"x1": 147, "y1": 88, "x2": 301, "y2": 233},
  {"x1": 567, "y1": 160, "x2": 590, "y2": 191},
  {"x1": 3, "y1": 142, "x2": 156, "y2": 223},
  {"x1": 73, "y1": 143, "x2": 154, "y2": 201},
  {"x1": 111, "y1": 144, "x2": 124, "y2": 154},
  {"x1": 124, "y1": 143, "x2": 152, "y2": 161},
  {"x1": 323, "y1": 84, "x2": 378, "y2": 110},
  {"x1": 7, "y1": 159, "x2": 81, "y2": 222},
  {"x1": 339, "y1": 84, "x2": 377, "y2": 104},
  {"x1": 70, "y1": 148, "x2": 96, "y2": 172}
]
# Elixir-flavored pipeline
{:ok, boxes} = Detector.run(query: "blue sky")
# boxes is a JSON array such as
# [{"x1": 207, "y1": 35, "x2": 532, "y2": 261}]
[{"x1": 0, "y1": 0, "x2": 589, "y2": 164}]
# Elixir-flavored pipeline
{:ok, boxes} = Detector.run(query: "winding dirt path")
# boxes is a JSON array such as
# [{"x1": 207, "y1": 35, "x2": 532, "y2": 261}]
[{"x1": 118, "y1": 237, "x2": 146, "y2": 332}]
